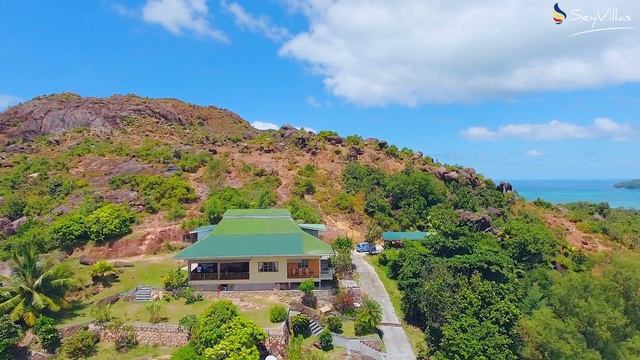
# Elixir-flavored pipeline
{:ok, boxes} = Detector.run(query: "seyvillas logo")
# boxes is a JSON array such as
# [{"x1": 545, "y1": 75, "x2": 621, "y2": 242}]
[{"x1": 552, "y1": 3, "x2": 567, "y2": 24}]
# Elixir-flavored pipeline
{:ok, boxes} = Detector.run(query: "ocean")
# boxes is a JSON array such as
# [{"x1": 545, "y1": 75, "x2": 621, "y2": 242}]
[{"x1": 507, "y1": 179, "x2": 640, "y2": 209}]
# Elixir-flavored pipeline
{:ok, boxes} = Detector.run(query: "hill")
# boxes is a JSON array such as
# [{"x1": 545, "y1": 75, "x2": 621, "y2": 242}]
[
  {"x1": 614, "y1": 179, "x2": 640, "y2": 189},
  {"x1": 0, "y1": 93, "x2": 510, "y2": 259}
]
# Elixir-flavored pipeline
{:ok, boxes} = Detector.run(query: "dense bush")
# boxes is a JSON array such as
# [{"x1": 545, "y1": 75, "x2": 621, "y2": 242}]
[
  {"x1": 324, "y1": 316, "x2": 342, "y2": 334},
  {"x1": 333, "y1": 288, "x2": 357, "y2": 315},
  {"x1": 61, "y1": 330, "x2": 98, "y2": 360},
  {"x1": 34, "y1": 316, "x2": 61, "y2": 353},
  {"x1": 86, "y1": 203, "x2": 135, "y2": 243},
  {"x1": 286, "y1": 198, "x2": 322, "y2": 223},
  {"x1": 110, "y1": 174, "x2": 197, "y2": 213},
  {"x1": 179, "y1": 315, "x2": 198, "y2": 334},
  {"x1": 269, "y1": 305, "x2": 287, "y2": 323},
  {"x1": 203, "y1": 177, "x2": 279, "y2": 223},
  {"x1": 50, "y1": 212, "x2": 89, "y2": 250},
  {"x1": 0, "y1": 315, "x2": 21, "y2": 359},
  {"x1": 299, "y1": 279, "x2": 317, "y2": 308},
  {"x1": 2, "y1": 195, "x2": 26, "y2": 220},
  {"x1": 291, "y1": 314, "x2": 310, "y2": 336},
  {"x1": 162, "y1": 268, "x2": 188, "y2": 290},
  {"x1": 191, "y1": 300, "x2": 239, "y2": 352},
  {"x1": 172, "y1": 343, "x2": 204, "y2": 360},
  {"x1": 319, "y1": 328, "x2": 333, "y2": 351}
]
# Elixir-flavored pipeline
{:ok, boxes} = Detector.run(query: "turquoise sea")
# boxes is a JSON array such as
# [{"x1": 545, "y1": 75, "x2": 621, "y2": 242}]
[{"x1": 507, "y1": 179, "x2": 640, "y2": 209}]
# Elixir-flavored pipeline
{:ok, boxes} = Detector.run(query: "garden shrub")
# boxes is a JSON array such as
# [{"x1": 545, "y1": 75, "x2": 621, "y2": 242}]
[
  {"x1": 144, "y1": 300, "x2": 163, "y2": 324},
  {"x1": 61, "y1": 330, "x2": 98, "y2": 360},
  {"x1": 34, "y1": 316, "x2": 61, "y2": 353},
  {"x1": 180, "y1": 287, "x2": 203, "y2": 304},
  {"x1": 112, "y1": 322, "x2": 138, "y2": 353},
  {"x1": 86, "y1": 203, "x2": 135, "y2": 243},
  {"x1": 269, "y1": 305, "x2": 287, "y2": 323},
  {"x1": 319, "y1": 328, "x2": 333, "y2": 351},
  {"x1": 50, "y1": 212, "x2": 89, "y2": 250},
  {"x1": 179, "y1": 315, "x2": 198, "y2": 334},
  {"x1": 91, "y1": 304, "x2": 113, "y2": 324},
  {"x1": 0, "y1": 315, "x2": 21, "y2": 359},
  {"x1": 324, "y1": 316, "x2": 342, "y2": 334},
  {"x1": 90, "y1": 260, "x2": 118, "y2": 284},
  {"x1": 171, "y1": 343, "x2": 204, "y2": 360},
  {"x1": 162, "y1": 268, "x2": 188, "y2": 290},
  {"x1": 333, "y1": 288, "x2": 357, "y2": 316},
  {"x1": 191, "y1": 300, "x2": 239, "y2": 352},
  {"x1": 290, "y1": 314, "x2": 310, "y2": 336}
]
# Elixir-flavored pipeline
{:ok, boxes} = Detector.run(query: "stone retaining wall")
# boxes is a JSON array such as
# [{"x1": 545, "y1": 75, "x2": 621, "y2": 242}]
[
  {"x1": 264, "y1": 320, "x2": 290, "y2": 358},
  {"x1": 96, "y1": 323, "x2": 189, "y2": 347}
]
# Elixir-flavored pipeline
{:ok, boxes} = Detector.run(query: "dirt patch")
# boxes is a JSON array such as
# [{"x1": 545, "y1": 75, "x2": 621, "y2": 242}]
[{"x1": 542, "y1": 212, "x2": 610, "y2": 252}]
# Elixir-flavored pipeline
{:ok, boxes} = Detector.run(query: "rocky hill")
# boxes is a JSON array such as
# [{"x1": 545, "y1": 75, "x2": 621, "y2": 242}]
[{"x1": 0, "y1": 93, "x2": 602, "y2": 260}]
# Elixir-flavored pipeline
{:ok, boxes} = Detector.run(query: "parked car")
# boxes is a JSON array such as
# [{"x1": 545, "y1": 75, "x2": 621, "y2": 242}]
[{"x1": 356, "y1": 242, "x2": 371, "y2": 253}]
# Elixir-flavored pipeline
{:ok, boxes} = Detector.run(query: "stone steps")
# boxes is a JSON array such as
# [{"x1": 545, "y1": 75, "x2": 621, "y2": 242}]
[
  {"x1": 309, "y1": 319, "x2": 323, "y2": 336},
  {"x1": 133, "y1": 286, "x2": 153, "y2": 302}
]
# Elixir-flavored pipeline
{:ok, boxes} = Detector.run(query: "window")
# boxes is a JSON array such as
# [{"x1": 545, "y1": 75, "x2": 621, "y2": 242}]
[
  {"x1": 258, "y1": 262, "x2": 278, "y2": 272},
  {"x1": 298, "y1": 260, "x2": 309, "y2": 269}
]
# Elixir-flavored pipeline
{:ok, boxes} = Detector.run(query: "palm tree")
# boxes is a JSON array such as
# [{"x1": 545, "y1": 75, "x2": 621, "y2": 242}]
[
  {"x1": 0, "y1": 246, "x2": 74, "y2": 326},
  {"x1": 355, "y1": 297, "x2": 383, "y2": 335}
]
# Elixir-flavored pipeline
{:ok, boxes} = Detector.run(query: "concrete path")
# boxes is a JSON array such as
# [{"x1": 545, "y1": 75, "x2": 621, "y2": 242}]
[{"x1": 352, "y1": 252, "x2": 416, "y2": 360}]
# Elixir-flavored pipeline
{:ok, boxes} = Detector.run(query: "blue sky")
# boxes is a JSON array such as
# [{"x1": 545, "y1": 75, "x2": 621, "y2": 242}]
[{"x1": 1, "y1": 0, "x2": 639, "y2": 180}]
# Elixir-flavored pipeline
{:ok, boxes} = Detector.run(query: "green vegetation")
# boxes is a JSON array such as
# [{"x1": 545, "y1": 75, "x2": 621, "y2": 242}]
[
  {"x1": 319, "y1": 328, "x2": 333, "y2": 351},
  {"x1": 203, "y1": 177, "x2": 279, "y2": 223},
  {"x1": 354, "y1": 298, "x2": 383, "y2": 336},
  {"x1": 110, "y1": 174, "x2": 198, "y2": 214},
  {"x1": 565, "y1": 202, "x2": 640, "y2": 248},
  {"x1": 269, "y1": 304, "x2": 287, "y2": 323},
  {"x1": 286, "y1": 198, "x2": 322, "y2": 223},
  {"x1": 61, "y1": 330, "x2": 98, "y2": 360},
  {"x1": 34, "y1": 316, "x2": 61, "y2": 353},
  {"x1": 0, "y1": 314, "x2": 20, "y2": 358},
  {"x1": 0, "y1": 246, "x2": 74, "y2": 326},
  {"x1": 291, "y1": 313, "x2": 311, "y2": 337},
  {"x1": 324, "y1": 316, "x2": 342, "y2": 334},
  {"x1": 86, "y1": 203, "x2": 136, "y2": 243},
  {"x1": 188, "y1": 301, "x2": 267, "y2": 360},
  {"x1": 614, "y1": 178, "x2": 640, "y2": 189},
  {"x1": 144, "y1": 300, "x2": 163, "y2": 324},
  {"x1": 161, "y1": 268, "x2": 188, "y2": 291}
]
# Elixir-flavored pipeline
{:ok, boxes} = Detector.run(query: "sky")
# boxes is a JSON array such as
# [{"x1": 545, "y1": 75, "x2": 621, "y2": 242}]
[{"x1": 1, "y1": 0, "x2": 639, "y2": 181}]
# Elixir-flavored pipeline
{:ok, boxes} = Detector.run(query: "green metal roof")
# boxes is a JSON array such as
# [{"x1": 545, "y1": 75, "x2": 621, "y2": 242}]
[
  {"x1": 176, "y1": 209, "x2": 333, "y2": 259},
  {"x1": 382, "y1": 231, "x2": 429, "y2": 241},
  {"x1": 299, "y1": 224, "x2": 328, "y2": 231},
  {"x1": 190, "y1": 225, "x2": 216, "y2": 233}
]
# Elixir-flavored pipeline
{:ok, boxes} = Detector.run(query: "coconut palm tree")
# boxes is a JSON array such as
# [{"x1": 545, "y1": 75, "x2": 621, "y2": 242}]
[
  {"x1": 355, "y1": 297, "x2": 383, "y2": 335},
  {"x1": 0, "y1": 246, "x2": 74, "y2": 326}
]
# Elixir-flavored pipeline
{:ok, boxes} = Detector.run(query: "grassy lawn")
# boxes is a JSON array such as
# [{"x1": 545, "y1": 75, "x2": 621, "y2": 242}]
[
  {"x1": 341, "y1": 319, "x2": 355, "y2": 337},
  {"x1": 88, "y1": 343, "x2": 174, "y2": 360},
  {"x1": 57, "y1": 255, "x2": 280, "y2": 328},
  {"x1": 301, "y1": 335, "x2": 347, "y2": 359},
  {"x1": 366, "y1": 255, "x2": 427, "y2": 354}
]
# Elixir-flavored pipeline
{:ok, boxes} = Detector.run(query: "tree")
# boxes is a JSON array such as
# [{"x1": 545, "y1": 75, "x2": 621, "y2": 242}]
[
  {"x1": 50, "y1": 212, "x2": 89, "y2": 251},
  {"x1": 86, "y1": 203, "x2": 135, "y2": 243},
  {"x1": 0, "y1": 314, "x2": 20, "y2": 359},
  {"x1": 61, "y1": 330, "x2": 97, "y2": 359},
  {"x1": 34, "y1": 316, "x2": 61, "y2": 353},
  {"x1": 202, "y1": 317, "x2": 267, "y2": 360},
  {"x1": 162, "y1": 268, "x2": 188, "y2": 290},
  {"x1": 0, "y1": 246, "x2": 74, "y2": 326},
  {"x1": 191, "y1": 300, "x2": 239, "y2": 353},
  {"x1": 355, "y1": 298, "x2": 383, "y2": 336}
]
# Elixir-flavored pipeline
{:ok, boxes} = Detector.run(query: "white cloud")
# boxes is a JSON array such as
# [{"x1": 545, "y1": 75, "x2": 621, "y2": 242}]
[
  {"x1": 0, "y1": 94, "x2": 21, "y2": 110},
  {"x1": 279, "y1": 1, "x2": 640, "y2": 106},
  {"x1": 221, "y1": 1, "x2": 290, "y2": 41},
  {"x1": 461, "y1": 118, "x2": 637, "y2": 141},
  {"x1": 306, "y1": 95, "x2": 321, "y2": 108},
  {"x1": 106, "y1": 1, "x2": 137, "y2": 17},
  {"x1": 142, "y1": 0, "x2": 228, "y2": 42},
  {"x1": 524, "y1": 149, "x2": 544, "y2": 158},
  {"x1": 250, "y1": 121, "x2": 279, "y2": 130}
]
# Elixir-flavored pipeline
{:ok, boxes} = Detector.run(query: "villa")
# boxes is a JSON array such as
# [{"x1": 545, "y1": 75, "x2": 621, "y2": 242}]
[{"x1": 175, "y1": 209, "x2": 335, "y2": 291}]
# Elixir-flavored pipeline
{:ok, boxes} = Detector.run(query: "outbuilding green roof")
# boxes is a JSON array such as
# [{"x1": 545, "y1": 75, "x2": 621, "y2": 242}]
[
  {"x1": 382, "y1": 231, "x2": 429, "y2": 241},
  {"x1": 176, "y1": 209, "x2": 333, "y2": 259}
]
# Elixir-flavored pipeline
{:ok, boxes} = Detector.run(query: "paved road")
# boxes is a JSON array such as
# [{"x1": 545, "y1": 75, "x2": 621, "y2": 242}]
[{"x1": 352, "y1": 252, "x2": 416, "y2": 360}]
